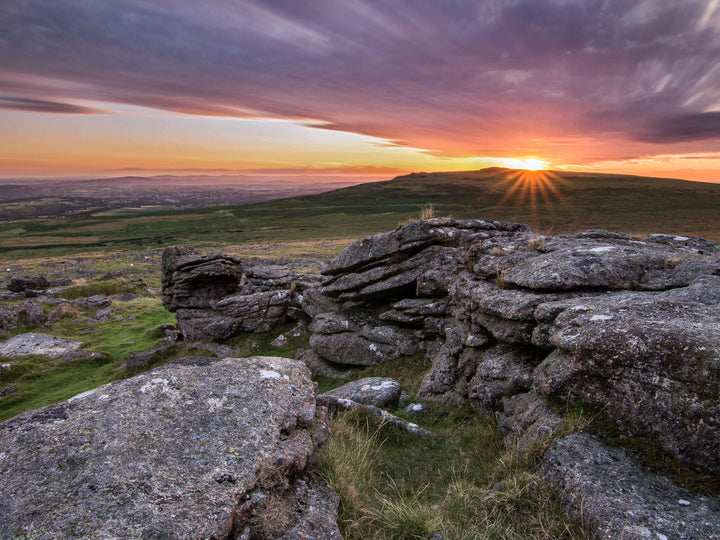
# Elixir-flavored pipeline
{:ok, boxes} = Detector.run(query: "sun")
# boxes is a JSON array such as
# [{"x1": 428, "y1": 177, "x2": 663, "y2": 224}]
[{"x1": 499, "y1": 158, "x2": 549, "y2": 170}]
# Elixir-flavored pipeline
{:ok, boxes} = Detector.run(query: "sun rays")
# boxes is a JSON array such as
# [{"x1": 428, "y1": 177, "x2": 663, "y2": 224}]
[{"x1": 495, "y1": 168, "x2": 572, "y2": 216}]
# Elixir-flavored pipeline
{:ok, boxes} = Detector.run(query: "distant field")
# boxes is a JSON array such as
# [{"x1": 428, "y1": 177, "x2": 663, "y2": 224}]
[{"x1": 2, "y1": 168, "x2": 719, "y2": 261}]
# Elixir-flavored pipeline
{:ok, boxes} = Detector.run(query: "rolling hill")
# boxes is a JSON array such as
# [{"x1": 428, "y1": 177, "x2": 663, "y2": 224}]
[{"x1": 2, "y1": 168, "x2": 720, "y2": 260}]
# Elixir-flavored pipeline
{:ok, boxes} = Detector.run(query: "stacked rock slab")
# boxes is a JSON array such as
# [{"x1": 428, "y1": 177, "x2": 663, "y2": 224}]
[
  {"x1": 310, "y1": 223, "x2": 720, "y2": 477},
  {"x1": 0, "y1": 356, "x2": 340, "y2": 539},
  {"x1": 309, "y1": 218, "x2": 531, "y2": 370},
  {"x1": 161, "y1": 246, "x2": 318, "y2": 340}
]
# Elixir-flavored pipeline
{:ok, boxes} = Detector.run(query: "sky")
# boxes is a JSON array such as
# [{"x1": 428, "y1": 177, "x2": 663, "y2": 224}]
[{"x1": 1, "y1": 0, "x2": 720, "y2": 182}]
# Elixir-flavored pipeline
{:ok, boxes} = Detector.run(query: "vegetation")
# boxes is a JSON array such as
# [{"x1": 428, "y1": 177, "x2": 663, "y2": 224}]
[
  {"x1": 2, "y1": 168, "x2": 719, "y2": 537},
  {"x1": 315, "y1": 356, "x2": 587, "y2": 539},
  {"x1": 2, "y1": 168, "x2": 720, "y2": 261}
]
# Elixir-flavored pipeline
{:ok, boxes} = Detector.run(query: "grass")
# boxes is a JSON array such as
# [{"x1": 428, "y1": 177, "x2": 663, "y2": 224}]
[
  {"x1": 314, "y1": 353, "x2": 588, "y2": 539},
  {"x1": 3, "y1": 168, "x2": 720, "y2": 261},
  {"x1": 316, "y1": 401, "x2": 587, "y2": 539}
]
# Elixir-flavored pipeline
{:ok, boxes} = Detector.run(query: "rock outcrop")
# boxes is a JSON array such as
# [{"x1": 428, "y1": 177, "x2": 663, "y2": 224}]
[
  {"x1": 0, "y1": 356, "x2": 339, "y2": 539},
  {"x1": 161, "y1": 246, "x2": 319, "y2": 340},
  {"x1": 296, "y1": 222, "x2": 720, "y2": 479}
]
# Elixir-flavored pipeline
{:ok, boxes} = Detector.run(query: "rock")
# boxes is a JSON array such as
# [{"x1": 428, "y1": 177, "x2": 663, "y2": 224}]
[
  {"x1": 0, "y1": 385, "x2": 17, "y2": 397},
  {"x1": 534, "y1": 275, "x2": 720, "y2": 474},
  {"x1": 467, "y1": 344, "x2": 539, "y2": 415},
  {"x1": 125, "y1": 343, "x2": 177, "y2": 368},
  {"x1": 7, "y1": 275, "x2": 48, "y2": 293},
  {"x1": 74, "y1": 294, "x2": 111, "y2": 309},
  {"x1": 0, "y1": 332, "x2": 82, "y2": 358},
  {"x1": 322, "y1": 218, "x2": 529, "y2": 276},
  {"x1": 495, "y1": 391, "x2": 564, "y2": 453},
  {"x1": 299, "y1": 287, "x2": 338, "y2": 318},
  {"x1": 46, "y1": 302, "x2": 79, "y2": 324},
  {"x1": 271, "y1": 334, "x2": 288, "y2": 347},
  {"x1": 309, "y1": 312, "x2": 421, "y2": 366},
  {"x1": 176, "y1": 290, "x2": 291, "y2": 340},
  {"x1": 15, "y1": 299, "x2": 47, "y2": 327},
  {"x1": 403, "y1": 403, "x2": 428, "y2": 418},
  {"x1": 0, "y1": 356, "x2": 332, "y2": 539},
  {"x1": 94, "y1": 306, "x2": 112, "y2": 321},
  {"x1": 288, "y1": 321, "x2": 307, "y2": 337},
  {"x1": 541, "y1": 432, "x2": 720, "y2": 539},
  {"x1": 470, "y1": 233, "x2": 695, "y2": 292},
  {"x1": 321, "y1": 377, "x2": 402, "y2": 410},
  {"x1": 161, "y1": 246, "x2": 243, "y2": 311},
  {"x1": 318, "y1": 394, "x2": 436, "y2": 438},
  {"x1": 294, "y1": 348, "x2": 357, "y2": 379}
]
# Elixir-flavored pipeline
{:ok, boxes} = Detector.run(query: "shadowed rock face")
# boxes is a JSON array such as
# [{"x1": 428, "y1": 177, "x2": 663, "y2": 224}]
[
  {"x1": 161, "y1": 246, "x2": 321, "y2": 340},
  {"x1": 0, "y1": 356, "x2": 338, "y2": 539}
]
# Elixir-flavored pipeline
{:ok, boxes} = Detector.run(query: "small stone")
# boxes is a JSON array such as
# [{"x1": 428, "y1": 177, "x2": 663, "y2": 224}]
[{"x1": 270, "y1": 334, "x2": 288, "y2": 347}]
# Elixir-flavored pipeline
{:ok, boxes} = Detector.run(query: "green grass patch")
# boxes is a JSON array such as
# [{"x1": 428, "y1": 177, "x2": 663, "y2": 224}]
[{"x1": 316, "y1": 403, "x2": 587, "y2": 539}]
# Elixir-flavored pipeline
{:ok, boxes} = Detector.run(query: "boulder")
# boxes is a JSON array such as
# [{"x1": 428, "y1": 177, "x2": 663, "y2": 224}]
[
  {"x1": 0, "y1": 356, "x2": 338, "y2": 539},
  {"x1": 541, "y1": 432, "x2": 720, "y2": 539},
  {"x1": 321, "y1": 377, "x2": 402, "y2": 409},
  {"x1": 294, "y1": 348, "x2": 357, "y2": 379},
  {"x1": 534, "y1": 275, "x2": 720, "y2": 474},
  {"x1": 0, "y1": 332, "x2": 82, "y2": 358},
  {"x1": 161, "y1": 246, "x2": 243, "y2": 312},
  {"x1": 7, "y1": 275, "x2": 48, "y2": 293}
]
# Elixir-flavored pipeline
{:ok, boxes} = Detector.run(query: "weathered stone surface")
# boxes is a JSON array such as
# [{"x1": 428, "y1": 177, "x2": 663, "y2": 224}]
[
  {"x1": 310, "y1": 312, "x2": 421, "y2": 366},
  {"x1": 495, "y1": 391, "x2": 564, "y2": 453},
  {"x1": 0, "y1": 356, "x2": 329, "y2": 539},
  {"x1": 0, "y1": 332, "x2": 82, "y2": 358},
  {"x1": 322, "y1": 377, "x2": 402, "y2": 410},
  {"x1": 46, "y1": 302, "x2": 79, "y2": 324},
  {"x1": 541, "y1": 432, "x2": 720, "y2": 539},
  {"x1": 73, "y1": 294, "x2": 111, "y2": 309},
  {"x1": 7, "y1": 275, "x2": 48, "y2": 293},
  {"x1": 162, "y1": 246, "x2": 243, "y2": 312},
  {"x1": 416, "y1": 343, "x2": 485, "y2": 405},
  {"x1": 318, "y1": 394, "x2": 436, "y2": 438},
  {"x1": 534, "y1": 275, "x2": 720, "y2": 474},
  {"x1": 467, "y1": 344, "x2": 539, "y2": 414},
  {"x1": 176, "y1": 290, "x2": 291, "y2": 340},
  {"x1": 294, "y1": 348, "x2": 357, "y2": 379},
  {"x1": 322, "y1": 218, "x2": 529, "y2": 276},
  {"x1": 470, "y1": 233, "x2": 694, "y2": 291}
]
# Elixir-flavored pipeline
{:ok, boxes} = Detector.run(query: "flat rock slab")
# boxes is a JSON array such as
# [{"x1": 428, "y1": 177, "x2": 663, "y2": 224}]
[
  {"x1": 0, "y1": 356, "x2": 326, "y2": 539},
  {"x1": 0, "y1": 332, "x2": 82, "y2": 358},
  {"x1": 541, "y1": 432, "x2": 720, "y2": 539},
  {"x1": 322, "y1": 377, "x2": 402, "y2": 409}
]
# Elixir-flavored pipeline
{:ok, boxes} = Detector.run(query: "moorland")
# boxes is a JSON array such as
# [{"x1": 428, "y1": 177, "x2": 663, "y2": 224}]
[{"x1": 1, "y1": 168, "x2": 719, "y2": 539}]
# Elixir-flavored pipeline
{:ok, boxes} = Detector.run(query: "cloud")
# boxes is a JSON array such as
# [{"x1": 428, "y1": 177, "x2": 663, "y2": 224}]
[
  {"x1": 0, "y1": 96, "x2": 105, "y2": 114},
  {"x1": 0, "y1": 0, "x2": 719, "y2": 163},
  {"x1": 640, "y1": 112, "x2": 720, "y2": 142}
]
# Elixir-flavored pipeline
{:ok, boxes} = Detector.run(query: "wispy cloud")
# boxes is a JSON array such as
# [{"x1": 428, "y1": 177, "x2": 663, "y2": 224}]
[{"x1": 0, "y1": 97, "x2": 106, "y2": 114}]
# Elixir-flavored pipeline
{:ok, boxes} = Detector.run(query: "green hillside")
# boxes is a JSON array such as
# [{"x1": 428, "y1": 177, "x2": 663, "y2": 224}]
[{"x1": 2, "y1": 168, "x2": 719, "y2": 260}]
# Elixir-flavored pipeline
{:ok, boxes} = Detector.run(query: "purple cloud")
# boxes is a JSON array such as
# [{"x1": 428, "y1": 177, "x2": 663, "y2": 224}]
[
  {"x1": 1, "y1": 0, "x2": 718, "y2": 162},
  {"x1": 0, "y1": 96, "x2": 104, "y2": 114}
]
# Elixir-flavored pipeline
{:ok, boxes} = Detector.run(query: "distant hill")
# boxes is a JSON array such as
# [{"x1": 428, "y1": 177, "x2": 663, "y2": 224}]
[
  {"x1": 249, "y1": 167, "x2": 720, "y2": 241},
  {"x1": 2, "y1": 168, "x2": 720, "y2": 259}
]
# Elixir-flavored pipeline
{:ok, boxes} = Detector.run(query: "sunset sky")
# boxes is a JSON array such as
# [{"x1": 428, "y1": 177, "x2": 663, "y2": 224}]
[{"x1": 1, "y1": 0, "x2": 720, "y2": 181}]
